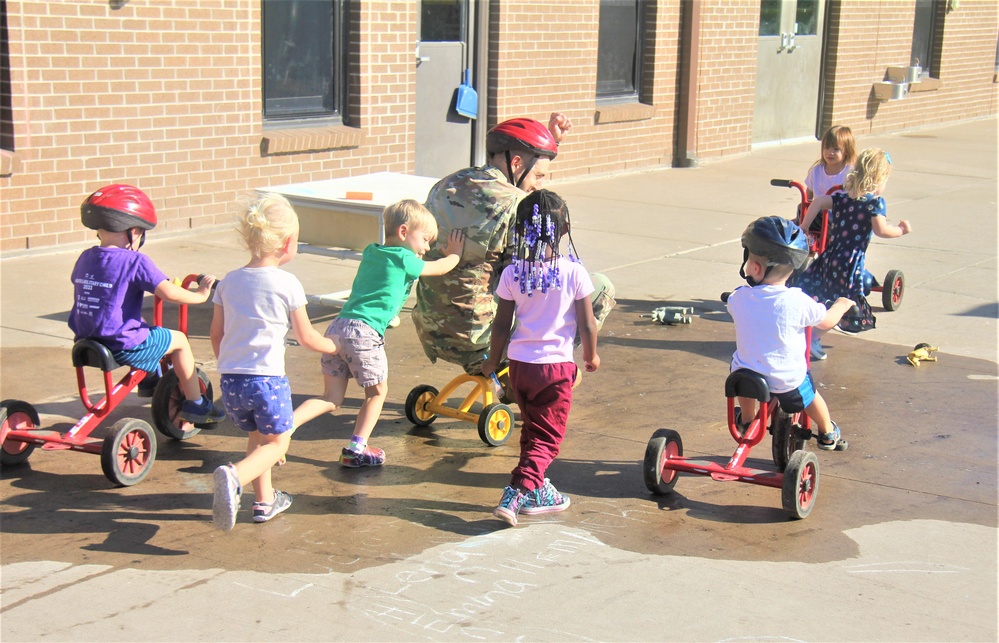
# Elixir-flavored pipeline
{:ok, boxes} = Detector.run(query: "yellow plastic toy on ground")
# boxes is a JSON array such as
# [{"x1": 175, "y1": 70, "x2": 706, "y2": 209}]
[
  {"x1": 907, "y1": 343, "x2": 939, "y2": 367},
  {"x1": 404, "y1": 366, "x2": 515, "y2": 446}
]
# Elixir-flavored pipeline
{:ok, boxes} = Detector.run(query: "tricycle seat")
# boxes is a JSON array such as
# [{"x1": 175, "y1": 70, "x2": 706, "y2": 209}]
[
  {"x1": 724, "y1": 368, "x2": 771, "y2": 403},
  {"x1": 71, "y1": 339, "x2": 122, "y2": 372}
]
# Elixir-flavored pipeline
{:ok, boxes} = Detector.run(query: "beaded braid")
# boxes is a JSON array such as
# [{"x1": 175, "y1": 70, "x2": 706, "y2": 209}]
[{"x1": 511, "y1": 190, "x2": 581, "y2": 296}]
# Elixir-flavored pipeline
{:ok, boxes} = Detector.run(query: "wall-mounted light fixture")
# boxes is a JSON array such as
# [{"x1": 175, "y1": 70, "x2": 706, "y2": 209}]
[{"x1": 109, "y1": 0, "x2": 130, "y2": 9}]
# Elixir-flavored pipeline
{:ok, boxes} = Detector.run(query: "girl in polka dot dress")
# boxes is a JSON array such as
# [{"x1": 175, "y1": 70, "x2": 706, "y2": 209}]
[{"x1": 793, "y1": 148, "x2": 912, "y2": 343}]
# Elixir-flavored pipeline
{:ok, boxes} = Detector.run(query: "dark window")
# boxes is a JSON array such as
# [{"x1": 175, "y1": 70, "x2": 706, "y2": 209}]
[
  {"x1": 421, "y1": 0, "x2": 463, "y2": 42},
  {"x1": 759, "y1": 0, "x2": 781, "y2": 36},
  {"x1": 910, "y1": 0, "x2": 939, "y2": 74},
  {"x1": 597, "y1": 0, "x2": 644, "y2": 101},
  {"x1": 262, "y1": 0, "x2": 346, "y2": 122},
  {"x1": 794, "y1": 0, "x2": 818, "y2": 36},
  {"x1": 1, "y1": 0, "x2": 13, "y2": 152}
]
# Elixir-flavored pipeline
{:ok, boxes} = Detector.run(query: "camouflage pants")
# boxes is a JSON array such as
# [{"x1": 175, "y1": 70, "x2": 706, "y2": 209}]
[{"x1": 418, "y1": 273, "x2": 617, "y2": 375}]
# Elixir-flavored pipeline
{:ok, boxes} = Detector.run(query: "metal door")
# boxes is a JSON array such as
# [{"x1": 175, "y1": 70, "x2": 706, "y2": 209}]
[
  {"x1": 415, "y1": 0, "x2": 475, "y2": 178},
  {"x1": 752, "y1": 0, "x2": 825, "y2": 145}
]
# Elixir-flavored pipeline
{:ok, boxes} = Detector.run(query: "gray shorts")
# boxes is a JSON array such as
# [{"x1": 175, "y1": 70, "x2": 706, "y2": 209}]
[{"x1": 320, "y1": 317, "x2": 387, "y2": 388}]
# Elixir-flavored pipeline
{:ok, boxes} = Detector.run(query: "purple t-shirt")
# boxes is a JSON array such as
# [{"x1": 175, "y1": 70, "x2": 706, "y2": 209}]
[{"x1": 68, "y1": 246, "x2": 169, "y2": 351}]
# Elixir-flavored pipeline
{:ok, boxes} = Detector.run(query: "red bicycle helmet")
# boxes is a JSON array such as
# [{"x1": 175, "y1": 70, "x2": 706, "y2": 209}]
[
  {"x1": 486, "y1": 118, "x2": 558, "y2": 160},
  {"x1": 81, "y1": 184, "x2": 157, "y2": 232}
]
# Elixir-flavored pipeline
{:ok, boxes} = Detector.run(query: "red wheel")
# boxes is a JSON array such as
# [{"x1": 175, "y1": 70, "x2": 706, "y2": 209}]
[
  {"x1": 882, "y1": 270, "x2": 905, "y2": 311},
  {"x1": 782, "y1": 450, "x2": 819, "y2": 519},
  {"x1": 151, "y1": 368, "x2": 211, "y2": 440},
  {"x1": 101, "y1": 418, "x2": 157, "y2": 486},
  {"x1": 643, "y1": 428, "x2": 682, "y2": 495},
  {"x1": 0, "y1": 399, "x2": 39, "y2": 466}
]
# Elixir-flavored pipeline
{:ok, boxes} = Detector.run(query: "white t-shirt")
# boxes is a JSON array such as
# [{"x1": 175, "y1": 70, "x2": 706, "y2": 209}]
[
  {"x1": 496, "y1": 259, "x2": 594, "y2": 364},
  {"x1": 805, "y1": 163, "x2": 850, "y2": 199},
  {"x1": 212, "y1": 266, "x2": 308, "y2": 376},
  {"x1": 727, "y1": 284, "x2": 826, "y2": 393}
]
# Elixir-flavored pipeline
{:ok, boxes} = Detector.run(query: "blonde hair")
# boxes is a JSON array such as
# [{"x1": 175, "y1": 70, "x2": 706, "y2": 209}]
[
  {"x1": 844, "y1": 148, "x2": 892, "y2": 199},
  {"x1": 236, "y1": 192, "x2": 299, "y2": 257},
  {"x1": 383, "y1": 199, "x2": 438, "y2": 242}
]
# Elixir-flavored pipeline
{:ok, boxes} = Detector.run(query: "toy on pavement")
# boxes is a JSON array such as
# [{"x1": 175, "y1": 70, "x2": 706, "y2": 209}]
[
  {"x1": 405, "y1": 366, "x2": 516, "y2": 447},
  {"x1": 644, "y1": 306, "x2": 693, "y2": 325},
  {"x1": 907, "y1": 343, "x2": 939, "y2": 367},
  {"x1": 0, "y1": 275, "x2": 213, "y2": 486}
]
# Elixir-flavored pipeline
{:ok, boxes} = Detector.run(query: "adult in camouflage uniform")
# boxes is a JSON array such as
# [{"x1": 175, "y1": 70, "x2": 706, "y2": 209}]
[{"x1": 413, "y1": 114, "x2": 615, "y2": 375}]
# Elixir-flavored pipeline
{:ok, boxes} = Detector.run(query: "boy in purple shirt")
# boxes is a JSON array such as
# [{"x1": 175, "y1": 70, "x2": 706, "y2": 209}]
[{"x1": 68, "y1": 184, "x2": 224, "y2": 425}]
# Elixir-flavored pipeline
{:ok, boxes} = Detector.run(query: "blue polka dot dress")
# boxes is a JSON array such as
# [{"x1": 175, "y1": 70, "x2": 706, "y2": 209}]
[{"x1": 791, "y1": 192, "x2": 886, "y2": 333}]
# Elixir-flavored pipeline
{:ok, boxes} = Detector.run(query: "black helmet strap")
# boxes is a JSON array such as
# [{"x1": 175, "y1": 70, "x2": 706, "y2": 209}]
[
  {"x1": 504, "y1": 150, "x2": 539, "y2": 189},
  {"x1": 740, "y1": 247, "x2": 776, "y2": 287}
]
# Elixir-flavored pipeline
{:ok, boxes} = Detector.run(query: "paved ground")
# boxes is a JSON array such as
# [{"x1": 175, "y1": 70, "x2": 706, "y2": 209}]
[{"x1": 1, "y1": 118, "x2": 996, "y2": 641}]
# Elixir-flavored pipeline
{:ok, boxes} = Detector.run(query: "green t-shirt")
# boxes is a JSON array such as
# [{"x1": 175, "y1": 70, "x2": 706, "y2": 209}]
[{"x1": 340, "y1": 244, "x2": 426, "y2": 335}]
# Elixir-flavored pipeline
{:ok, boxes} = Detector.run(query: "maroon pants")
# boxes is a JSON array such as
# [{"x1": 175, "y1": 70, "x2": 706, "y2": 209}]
[{"x1": 508, "y1": 360, "x2": 577, "y2": 492}]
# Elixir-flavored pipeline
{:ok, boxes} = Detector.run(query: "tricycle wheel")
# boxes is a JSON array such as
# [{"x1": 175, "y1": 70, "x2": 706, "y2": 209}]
[
  {"x1": 882, "y1": 269, "x2": 905, "y2": 311},
  {"x1": 405, "y1": 385, "x2": 439, "y2": 427},
  {"x1": 643, "y1": 428, "x2": 682, "y2": 495},
  {"x1": 0, "y1": 399, "x2": 39, "y2": 466},
  {"x1": 151, "y1": 368, "x2": 211, "y2": 440},
  {"x1": 770, "y1": 408, "x2": 804, "y2": 472},
  {"x1": 477, "y1": 403, "x2": 514, "y2": 446},
  {"x1": 101, "y1": 418, "x2": 157, "y2": 486},
  {"x1": 782, "y1": 450, "x2": 819, "y2": 520}
]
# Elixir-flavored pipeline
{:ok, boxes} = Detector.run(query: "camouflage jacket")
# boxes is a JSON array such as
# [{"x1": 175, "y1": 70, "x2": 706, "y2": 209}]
[{"x1": 412, "y1": 165, "x2": 523, "y2": 367}]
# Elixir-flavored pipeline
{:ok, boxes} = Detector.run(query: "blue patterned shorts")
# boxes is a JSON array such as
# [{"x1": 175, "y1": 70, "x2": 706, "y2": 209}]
[{"x1": 220, "y1": 374, "x2": 294, "y2": 435}]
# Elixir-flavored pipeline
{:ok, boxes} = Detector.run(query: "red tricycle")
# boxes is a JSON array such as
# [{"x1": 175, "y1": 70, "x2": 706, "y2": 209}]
[
  {"x1": 643, "y1": 328, "x2": 847, "y2": 520},
  {"x1": 770, "y1": 178, "x2": 906, "y2": 311},
  {"x1": 0, "y1": 274, "x2": 214, "y2": 486}
]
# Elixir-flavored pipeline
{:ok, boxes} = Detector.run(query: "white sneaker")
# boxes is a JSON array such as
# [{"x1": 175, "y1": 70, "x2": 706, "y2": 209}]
[{"x1": 212, "y1": 464, "x2": 241, "y2": 531}]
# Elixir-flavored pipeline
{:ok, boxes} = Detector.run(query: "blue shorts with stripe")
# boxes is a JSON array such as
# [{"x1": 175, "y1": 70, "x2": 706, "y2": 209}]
[{"x1": 111, "y1": 326, "x2": 172, "y2": 374}]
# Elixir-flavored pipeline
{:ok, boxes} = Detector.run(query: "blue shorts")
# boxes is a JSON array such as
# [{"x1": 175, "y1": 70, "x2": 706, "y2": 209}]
[
  {"x1": 220, "y1": 375, "x2": 294, "y2": 435},
  {"x1": 111, "y1": 326, "x2": 172, "y2": 374},
  {"x1": 320, "y1": 317, "x2": 387, "y2": 388},
  {"x1": 774, "y1": 372, "x2": 816, "y2": 413}
]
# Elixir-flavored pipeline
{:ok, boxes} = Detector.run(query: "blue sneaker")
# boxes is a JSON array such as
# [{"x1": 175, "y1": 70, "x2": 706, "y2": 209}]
[
  {"x1": 179, "y1": 395, "x2": 226, "y2": 425},
  {"x1": 810, "y1": 335, "x2": 827, "y2": 361},
  {"x1": 493, "y1": 486, "x2": 526, "y2": 526},
  {"x1": 520, "y1": 479, "x2": 570, "y2": 515}
]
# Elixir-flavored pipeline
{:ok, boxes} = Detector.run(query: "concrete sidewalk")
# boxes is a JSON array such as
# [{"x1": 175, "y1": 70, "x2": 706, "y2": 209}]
[{"x1": 1, "y1": 118, "x2": 996, "y2": 641}]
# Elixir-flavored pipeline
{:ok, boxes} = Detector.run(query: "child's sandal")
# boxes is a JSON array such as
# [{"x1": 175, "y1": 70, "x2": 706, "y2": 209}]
[{"x1": 817, "y1": 422, "x2": 841, "y2": 451}]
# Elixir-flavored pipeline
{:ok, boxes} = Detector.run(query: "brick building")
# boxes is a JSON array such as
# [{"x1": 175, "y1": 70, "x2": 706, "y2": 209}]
[{"x1": 1, "y1": 0, "x2": 996, "y2": 254}]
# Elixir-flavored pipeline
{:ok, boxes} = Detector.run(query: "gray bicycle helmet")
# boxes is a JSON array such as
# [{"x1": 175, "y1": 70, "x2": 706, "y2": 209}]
[{"x1": 740, "y1": 216, "x2": 809, "y2": 285}]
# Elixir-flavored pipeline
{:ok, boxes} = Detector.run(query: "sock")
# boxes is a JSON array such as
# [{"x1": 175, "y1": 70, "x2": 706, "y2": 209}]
[{"x1": 347, "y1": 435, "x2": 366, "y2": 453}]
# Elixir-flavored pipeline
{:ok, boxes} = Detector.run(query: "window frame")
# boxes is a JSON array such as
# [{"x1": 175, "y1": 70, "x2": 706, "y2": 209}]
[
  {"x1": 910, "y1": 0, "x2": 941, "y2": 78},
  {"x1": 596, "y1": 0, "x2": 646, "y2": 105},
  {"x1": 261, "y1": 0, "x2": 348, "y2": 126}
]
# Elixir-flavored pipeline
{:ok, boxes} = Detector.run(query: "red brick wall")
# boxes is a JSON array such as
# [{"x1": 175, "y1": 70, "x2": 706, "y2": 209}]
[
  {"x1": 489, "y1": 1, "x2": 680, "y2": 181},
  {"x1": 0, "y1": 1, "x2": 417, "y2": 253},
  {"x1": 822, "y1": 0, "x2": 998, "y2": 137},
  {"x1": 691, "y1": 1, "x2": 760, "y2": 160},
  {"x1": 1, "y1": 1, "x2": 995, "y2": 254}
]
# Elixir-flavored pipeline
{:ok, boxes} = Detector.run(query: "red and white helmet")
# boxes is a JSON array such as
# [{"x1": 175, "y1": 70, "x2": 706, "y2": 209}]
[
  {"x1": 486, "y1": 118, "x2": 558, "y2": 159},
  {"x1": 81, "y1": 184, "x2": 157, "y2": 232}
]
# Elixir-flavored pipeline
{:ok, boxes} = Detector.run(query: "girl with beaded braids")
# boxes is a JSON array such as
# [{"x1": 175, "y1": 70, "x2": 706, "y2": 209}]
[{"x1": 482, "y1": 190, "x2": 600, "y2": 527}]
